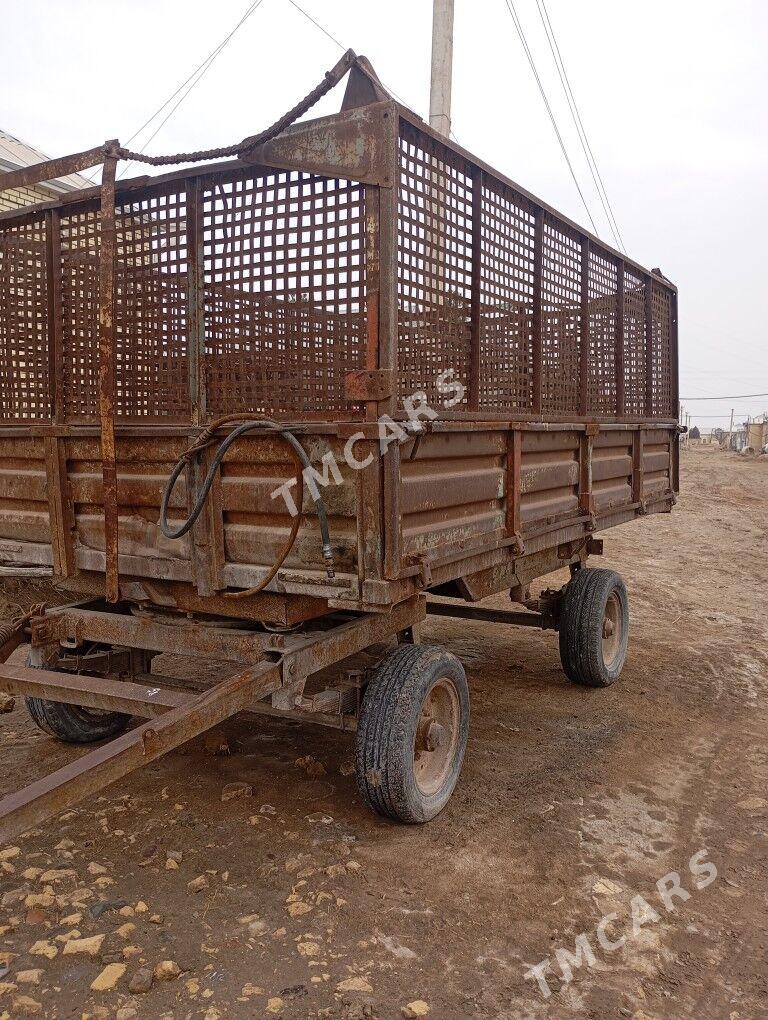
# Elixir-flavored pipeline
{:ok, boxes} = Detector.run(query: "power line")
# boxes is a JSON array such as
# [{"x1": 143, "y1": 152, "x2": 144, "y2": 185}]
[
  {"x1": 116, "y1": 0, "x2": 267, "y2": 180},
  {"x1": 680, "y1": 392, "x2": 768, "y2": 401},
  {"x1": 284, "y1": 0, "x2": 466, "y2": 147},
  {"x1": 501, "y1": 0, "x2": 599, "y2": 236},
  {"x1": 285, "y1": 0, "x2": 344, "y2": 49},
  {"x1": 533, "y1": 0, "x2": 625, "y2": 252}
]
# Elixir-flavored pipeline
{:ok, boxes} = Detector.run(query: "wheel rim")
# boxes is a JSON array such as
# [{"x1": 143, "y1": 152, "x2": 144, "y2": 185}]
[
  {"x1": 413, "y1": 677, "x2": 461, "y2": 798},
  {"x1": 601, "y1": 591, "x2": 623, "y2": 668}
]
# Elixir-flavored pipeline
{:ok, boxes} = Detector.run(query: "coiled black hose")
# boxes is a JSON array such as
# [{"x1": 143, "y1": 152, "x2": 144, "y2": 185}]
[{"x1": 159, "y1": 418, "x2": 335, "y2": 582}]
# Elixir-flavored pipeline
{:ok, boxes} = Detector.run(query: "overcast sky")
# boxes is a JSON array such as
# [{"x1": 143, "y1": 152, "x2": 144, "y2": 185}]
[{"x1": 2, "y1": 0, "x2": 766, "y2": 428}]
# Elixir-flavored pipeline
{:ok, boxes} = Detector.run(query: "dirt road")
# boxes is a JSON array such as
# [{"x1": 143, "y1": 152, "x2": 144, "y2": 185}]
[{"x1": 1, "y1": 447, "x2": 766, "y2": 1019}]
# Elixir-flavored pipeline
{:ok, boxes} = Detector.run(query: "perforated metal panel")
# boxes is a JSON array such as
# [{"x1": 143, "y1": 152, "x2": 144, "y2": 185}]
[
  {"x1": 395, "y1": 115, "x2": 676, "y2": 423},
  {"x1": 202, "y1": 167, "x2": 367, "y2": 418},
  {"x1": 0, "y1": 106, "x2": 676, "y2": 429},
  {"x1": 587, "y1": 249, "x2": 618, "y2": 415},
  {"x1": 60, "y1": 204, "x2": 100, "y2": 422},
  {"x1": 622, "y1": 267, "x2": 646, "y2": 417},
  {"x1": 649, "y1": 283, "x2": 673, "y2": 417},
  {"x1": 541, "y1": 218, "x2": 581, "y2": 415},
  {"x1": 114, "y1": 184, "x2": 190, "y2": 421},
  {"x1": 478, "y1": 179, "x2": 535, "y2": 412},
  {"x1": 397, "y1": 123, "x2": 473, "y2": 408},
  {"x1": 0, "y1": 214, "x2": 49, "y2": 422}
]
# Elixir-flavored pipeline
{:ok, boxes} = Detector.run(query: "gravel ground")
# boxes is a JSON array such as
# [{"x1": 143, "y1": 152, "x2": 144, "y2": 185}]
[{"x1": 0, "y1": 446, "x2": 766, "y2": 1019}]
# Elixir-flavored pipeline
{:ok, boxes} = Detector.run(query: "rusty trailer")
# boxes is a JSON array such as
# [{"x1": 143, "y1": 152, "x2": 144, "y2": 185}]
[{"x1": 0, "y1": 53, "x2": 679, "y2": 837}]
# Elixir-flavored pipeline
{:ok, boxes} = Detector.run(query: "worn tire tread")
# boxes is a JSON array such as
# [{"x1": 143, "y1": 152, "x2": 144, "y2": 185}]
[
  {"x1": 559, "y1": 568, "x2": 629, "y2": 688},
  {"x1": 24, "y1": 656, "x2": 130, "y2": 744},
  {"x1": 355, "y1": 644, "x2": 468, "y2": 824}
]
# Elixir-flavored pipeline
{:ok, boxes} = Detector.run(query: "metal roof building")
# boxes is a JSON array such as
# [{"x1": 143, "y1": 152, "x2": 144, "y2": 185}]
[{"x1": 0, "y1": 128, "x2": 92, "y2": 210}]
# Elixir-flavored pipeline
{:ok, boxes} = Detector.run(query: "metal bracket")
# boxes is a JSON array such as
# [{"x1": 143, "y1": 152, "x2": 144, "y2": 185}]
[
  {"x1": 410, "y1": 557, "x2": 432, "y2": 589},
  {"x1": 344, "y1": 368, "x2": 395, "y2": 403}
]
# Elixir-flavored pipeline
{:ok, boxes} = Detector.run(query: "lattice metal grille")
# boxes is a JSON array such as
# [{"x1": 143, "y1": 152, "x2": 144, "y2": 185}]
[
  {"x1": 587, "y1": 249, "x2": 618, "y2": 415},
  {"x1": 478, "y1": 179, "x2": 535, "y2": 412},
  {"x1": 111, "y1": 185, "x2": 190, "y2": 420},
  {"x1": 622, "y1": 267, "x2": 646, "y2": 416},
  {"x1": 60, "y1": 204, "x2": 100, "y2": 422},
  {"x1": 202, "y1": 167, "x2": 366, "y2": 418},
  {"x1": 0, "y1": 113, "x2": 678, "y2": 427},
  {"x1": 649, "y1": 283, "x2": 673, "y2": 417},
  {"x1": 398, "y1": 124, "x2": 473, "y2": 407},
  {"x1": 0, "y1": 214, "x2": 49, "y2": 422},
  {"x1": 541, "y1": 218, "x2": 581, "y2": 415},
  {"x1": 114, "y1": 186, "x2": 190, "y2": 421}
]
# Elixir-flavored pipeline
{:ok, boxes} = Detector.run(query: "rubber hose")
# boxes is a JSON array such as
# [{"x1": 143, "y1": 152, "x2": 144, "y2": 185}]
[{"x1": 159, "y1": 419, "x2": 335, "y2": 579}]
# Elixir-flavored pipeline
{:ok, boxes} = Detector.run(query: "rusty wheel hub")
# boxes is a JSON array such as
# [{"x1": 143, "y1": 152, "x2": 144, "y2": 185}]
[
  {"x1": 413, "y1": 678, "x2": 460, "y2": 797},
  {"x1": 601, "y1": 591, "x2": 622, "y2": 667}
]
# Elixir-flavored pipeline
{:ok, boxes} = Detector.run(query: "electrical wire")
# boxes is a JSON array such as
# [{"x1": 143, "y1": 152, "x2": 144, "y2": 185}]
[
  {"x1": 533, "y1": 0, "x2": 625, "y2": 252},
  {"x1": 285, "y1": 0, "x2": 343, "y2": 49},
  {"x1": 679, "y1": 392, "x2": 768, "y2": 401},
  {"x1": 284, "y1": 0, "x2": 465, "y2": 147},
  {"x1": 502, "y1": 0, "x2": 599, "y2": 236},
  {"x1": 116, "y1": 0, "x2": 267, "y2": 179}
]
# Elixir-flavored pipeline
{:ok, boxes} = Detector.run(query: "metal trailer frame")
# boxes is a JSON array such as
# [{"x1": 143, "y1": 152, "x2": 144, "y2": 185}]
[
  {"x1": 0, "y1": 587, "x2": 568, "y2": 842},
  {"x1": 0, "y1": 594, "x2": 426, "y2": 842},
  {"x1": 0, "y1": 53, "x2": 679, "y2": 837}
]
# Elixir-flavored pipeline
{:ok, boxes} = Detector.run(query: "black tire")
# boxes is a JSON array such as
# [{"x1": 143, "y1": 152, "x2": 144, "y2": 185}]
[
  {"x1": 25, "y1": 659, "x2": 130, "y2": 744},
  {"x1": 558, "y1": 568, "x2": 629, "y2": 687},
  {"x1": 355, "y1": 644, "x2": 469, "y2": 824}
]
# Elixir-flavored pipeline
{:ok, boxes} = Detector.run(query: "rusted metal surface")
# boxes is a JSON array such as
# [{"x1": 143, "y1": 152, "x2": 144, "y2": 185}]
[
  {"x1": 97, "y1": 147, "x2": 119, "y2": 601},
  {"x1": 0, "y1": 607, "x2": 42, "y2": 663},
  {"x1": 0, "y1": 598, "x2": 431, "y2": 839},
  {"x1": 426, "y1": 599, "x2": 557, "y2": 630},
  {"x1": 0, "y1": 62, "x2": 677, "y2": 621},
  {"x1": 344, "y1": 369, "x2": 395, "y2": 403},
  {"x1": 0, "y1": 419, "x2": 676, "y2": 610},
  {"x1": 281, "y1": 595, "x2": 425, "y2": 685},
  {"x1": 31, "y1": 606, "x2": 270, "y2": 664},
  {"x1": 244, "y1": 102, "x2": 395, "y2": 188},
  {"x1": 0, "y1": 144, "x2": 107, "y2": 193},
  {"x1": 0, "y1": 662, "x2": 190, "y2": 718}
]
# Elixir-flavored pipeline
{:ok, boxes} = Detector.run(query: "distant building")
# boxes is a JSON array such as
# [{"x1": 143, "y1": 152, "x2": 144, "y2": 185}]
[
  {"x1": 0, "y1": 128, "x2": 92, "y2": 212},
  {"x1": 745, "y1": 417, "x2": 768, "y2": 453},
  {"x1": 688, "y1": 427, "x2": 718, "y2": 446}
]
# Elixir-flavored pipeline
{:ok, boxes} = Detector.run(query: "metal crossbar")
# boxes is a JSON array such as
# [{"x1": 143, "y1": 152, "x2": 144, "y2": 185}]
[{"x1": 0, "y1": 661, "x2": 281, "y2": 844}]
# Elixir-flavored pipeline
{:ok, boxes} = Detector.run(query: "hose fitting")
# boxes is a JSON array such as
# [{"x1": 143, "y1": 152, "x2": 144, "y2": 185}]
[{"x1": 322, "y1": 543, "x2": 335, "y2": 580}]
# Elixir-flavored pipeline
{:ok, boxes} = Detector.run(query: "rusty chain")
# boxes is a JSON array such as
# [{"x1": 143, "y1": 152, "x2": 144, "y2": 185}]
[{"x1": 116, "y1": 49, "x2": 357, "y2": 168}]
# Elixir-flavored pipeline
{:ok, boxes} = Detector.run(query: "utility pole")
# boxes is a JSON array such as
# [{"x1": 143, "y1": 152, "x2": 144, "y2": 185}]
[
  {"x1": 429, "y1": 0, "x2": 454, "y2": 137},
  {"x1": 727, "y1": 407, "x2": 734, "y2": 452}
]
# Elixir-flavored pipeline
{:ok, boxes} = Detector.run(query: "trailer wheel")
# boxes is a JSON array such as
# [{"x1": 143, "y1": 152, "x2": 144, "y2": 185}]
[
  {"x1": 355, "y1": 644, "x2": 469, "y2": 824},
  {"x1": 558, "y1": 568, "x2": 629, "y2": 687},
  {"x1": 25, "y1": 660, "x2": 130, "y2": 744}
]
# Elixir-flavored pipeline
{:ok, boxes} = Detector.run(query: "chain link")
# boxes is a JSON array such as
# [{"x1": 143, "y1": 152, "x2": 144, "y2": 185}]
[{"x1": 117, "y1": 50, "x2": 357, "y2": 168}]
